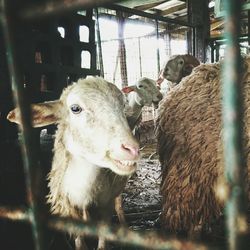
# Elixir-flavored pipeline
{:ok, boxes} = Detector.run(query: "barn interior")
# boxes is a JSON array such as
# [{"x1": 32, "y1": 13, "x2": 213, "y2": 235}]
[{"x1": 0, "y1": 0, "x2": 249, "y2": 250}]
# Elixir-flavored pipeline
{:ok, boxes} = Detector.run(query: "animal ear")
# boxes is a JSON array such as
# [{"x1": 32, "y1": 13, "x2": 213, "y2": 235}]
[
  {"x1": 121, "y1": 86, "x2": 136, "y2": 93},
  {"x1": 178, "y1": 58, "x2": 185, "y2": 65},
  {"x1": 7, "y1": 100, "x2": 63, "y2": 127}
]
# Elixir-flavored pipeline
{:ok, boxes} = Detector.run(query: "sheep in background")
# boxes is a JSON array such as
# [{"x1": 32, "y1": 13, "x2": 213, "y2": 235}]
[
  {"x1": 7, "y1": 77, "x2": 140, "y2": 250},
  {"x1": 112, "y1": 77, "x2": 163, "y2": 224},
  {"x1": 122, "y1": 77, "x2": 163, "y2": 130},
  {"x1": 156, "y1": 54, "x2": 200, "y2": 92},
  {"x1": 156, "y1": 58, "x2": 250, "y2": 235}
]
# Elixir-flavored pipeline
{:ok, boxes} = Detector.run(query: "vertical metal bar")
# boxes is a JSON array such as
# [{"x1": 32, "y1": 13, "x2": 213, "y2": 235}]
[
  {"x1": 0, "y1": 1, "x2": 45, "y2": 250},
  {"x1": 165, "y1": 25, "x2": 171, "y2": 57},
  {"x1": 248, "y1": 10, "x2": 250, "y2": 48},
  {"x1": 117, "y1": 11, "x2": 128, "y2": 87},
  {"x1": 211, "y1": 42, "x2": 215, "y2": 63},
  {"x1": 138, "y1": 37, "x2": 142, "y2": 77},
  {"x1": 222, "y1": 1, "x2": 248, "y2": 250},
  {"x1": 155, "y1": 18, "x2": 160, "y2": 74},
  {"x1": 215, "y1": 42, "x2": 220, "y2": 62},
  {"x1": 94, "y1": 8, "x2": 104, "y2": 77},
  {"x1": 192, "y1": 27, "x2": 196, "y2": 56}
]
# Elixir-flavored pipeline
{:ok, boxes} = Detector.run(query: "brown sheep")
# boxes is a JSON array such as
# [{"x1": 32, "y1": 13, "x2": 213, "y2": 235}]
[
  {"x1": 157, "y1": 54, "x2": 200, "y2": 86},
  {"x1": 156, "y1": 58, "x2": 250, "y2": 234}
]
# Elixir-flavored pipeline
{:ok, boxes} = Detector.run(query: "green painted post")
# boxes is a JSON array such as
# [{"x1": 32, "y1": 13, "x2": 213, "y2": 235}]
[
  {"x1": 222, "y1": 0, "x2": 248, "y2": 250},
  {"x1": 0, "y1": 1, "x2": 46, "y2": 249}
]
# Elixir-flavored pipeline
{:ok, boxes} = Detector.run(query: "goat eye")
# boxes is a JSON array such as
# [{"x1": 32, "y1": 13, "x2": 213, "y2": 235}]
[
  {"x1": 138, "y1": 85, "x2": 143, "y2": 88},
  {"x1": 70, "y1": 104, "x2": 82, "y2": 114}
]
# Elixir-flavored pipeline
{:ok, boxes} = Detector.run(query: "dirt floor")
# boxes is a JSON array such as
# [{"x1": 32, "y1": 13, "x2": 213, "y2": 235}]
[{"x1": 121, "y1": 141, "x2": 162, "y2": 231}]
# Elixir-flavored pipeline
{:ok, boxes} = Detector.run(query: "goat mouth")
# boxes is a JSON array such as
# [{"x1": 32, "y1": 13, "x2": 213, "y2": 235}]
[
  {"x1": 113, "y1": 159, "x2": 137, "y2": 173},
  {"x1": 152, "y1": 101, "x2": 159, "y2": 108}
]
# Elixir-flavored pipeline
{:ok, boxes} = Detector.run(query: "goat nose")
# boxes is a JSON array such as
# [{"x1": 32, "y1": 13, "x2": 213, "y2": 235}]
[{"x1": 121, "y1": 144, "x2": 140, "y2": 159}]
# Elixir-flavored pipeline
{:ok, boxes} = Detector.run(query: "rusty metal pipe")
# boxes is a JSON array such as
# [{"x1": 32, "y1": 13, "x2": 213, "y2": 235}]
[
  {"x1": 0, "y1": 206, "x2": 217, "y2": 250},
  {"x1": 222, "y1": 1, "x2": 248, "y2": 250},
  {"x1": 0, "y1": 206, "x2": 30, "y2": 221},
  {"x1": 48, "y1": 216, "x2": 210, "y2": 250},
  {"x1": 0, "y1": 1, "x2": 46, "y2": 249}
]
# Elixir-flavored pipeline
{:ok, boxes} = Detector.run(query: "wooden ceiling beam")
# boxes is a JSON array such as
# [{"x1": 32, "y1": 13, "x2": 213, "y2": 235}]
[
  {"x1": 159, "y1": 2, "x2": 186, "y2": 16},
  {"x1": 134, "y1": 1, "x2": 166, "y2": 11},
  {"x1": 210, "y1": 19, "x2": 225, "y2": 31},
  {"x1": 116, "y1": 0, "x2": 169, "y2": 9},
  {"x1": 210, "y1": 30, "x2": 223, "y2": 38}
]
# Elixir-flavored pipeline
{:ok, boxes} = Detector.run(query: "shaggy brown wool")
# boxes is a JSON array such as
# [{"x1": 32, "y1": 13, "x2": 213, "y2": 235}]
[{"x1": 156, "y1": 57, "x2": 250, "y2": 232}]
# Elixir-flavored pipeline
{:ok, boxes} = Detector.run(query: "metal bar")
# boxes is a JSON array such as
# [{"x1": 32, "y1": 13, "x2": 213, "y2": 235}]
[
  {"x1": 155, "y1": 18, "x2": 161, "y2": 74},
  {"x1": 192, "y1": 27, "x2": 196, "y2": 56},
  {"x1": 210, "y1": 42, "x2": 215, "y2": 63},
  {"x1": 19, "y1": 0, "x2": 119, "y2": 20},
  {"x1": 0, "y1": 208, "x2": 213, "y2": 250},
  {"x1": 222, "y1": 1, "x2": 248, "y2": 250},
  {"x1": 209, "y1": 33, "x2": 249, "y2": 42},
  {"x1": 215, "y1": 43, "x2": 220, "y2": 62},
  {"x1": 48, "y1": 216, "x2": 210, "y2": 250},
  {"x1": 138, "y1": 37, "x2": 142, "y2": 77},
  {"x1": 0, "y1": 1, "x2": 46, "y2": 250},
  {"x1": 248, "y1": 10, "x2": 250, "y2": 46},
  {"x1": 106, "y1": 3, "x2": 195, "y2": 28},
  {"x1": 19, "y1": 0, "x2": 195, "y2": 28},
  {"x1": 94, "y1": 8, "x2": 104, "y2": 77},
  {"x1": 0, "y1": 206, "x2": 30, "y2": 222},
  {"x1": 117, "y1": 10, "x2": 128, "y2": 87}
]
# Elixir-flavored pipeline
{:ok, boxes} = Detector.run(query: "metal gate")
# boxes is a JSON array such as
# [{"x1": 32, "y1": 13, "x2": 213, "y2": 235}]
[{"x1": 0, "y1": 0, "x2": 248, "y2": 249}]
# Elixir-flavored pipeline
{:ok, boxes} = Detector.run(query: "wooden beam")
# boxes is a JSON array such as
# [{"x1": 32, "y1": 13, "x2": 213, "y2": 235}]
[
  {"x1": 210, "y1": 30, "x2": 223, "y2": 38},
  {"x1": 210, "y1": 19, "x2": 225, "y2": 31},
  {"x1": 134, "y1": 1, "x2": 166, "y2": 11},
  {"x1": 159, "y1": 2, "x2": 186, "y2": 16},
  {"x1": 116, "y1": 0, "x2": 169, "y2": 9},
  {"x1": 107, "y1": 3, "x2": 195, "y2": 27}
]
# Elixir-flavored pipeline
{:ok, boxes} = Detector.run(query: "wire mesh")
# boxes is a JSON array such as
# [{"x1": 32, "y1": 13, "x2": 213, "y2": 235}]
[{"x1": 98, "y1": 12, "x2": 190, "y2": 89}]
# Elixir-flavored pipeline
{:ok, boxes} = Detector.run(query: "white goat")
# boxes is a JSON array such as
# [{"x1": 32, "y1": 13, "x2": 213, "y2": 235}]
[
  {"x1": 122, "y1": 77, "x2": 163, "y2": 130},
  {"x1": 112, "y1": 77, "x2": 163, "y2": 224},
  {"x1": 7, "y1": 76, "x2": 140, "y2": 250}
]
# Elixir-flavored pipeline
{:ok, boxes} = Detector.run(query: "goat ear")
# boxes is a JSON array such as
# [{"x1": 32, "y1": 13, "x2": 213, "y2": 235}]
[
  {"x1": 7, "y1": 100, "x2": 63, "y2": 127},
  {"x1": 121, "y1": 86, "x2": 135, "y2": 94}
]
